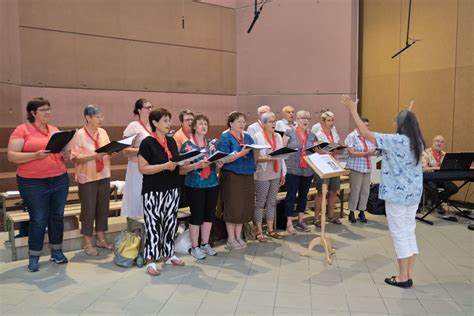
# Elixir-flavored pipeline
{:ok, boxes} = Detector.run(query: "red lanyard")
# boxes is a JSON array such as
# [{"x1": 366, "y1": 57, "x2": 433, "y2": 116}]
[
  {"x1": 229, "y1": 131, "x2": 247, "y2": 159},
  {"x1": 84, "y1": 127, "x2": 104, "y2": 172},
  {"x1": 296, "y1": 128, "x2": 308, "y2": 169},
  {"x1": 322, "y1": 128, "x2": 334, "y2": 143},
  {"x1": 138, "y1": 119, "x2": 152, "y2": 135},
  {"x1": 192, "y1": 135, "x2": 211, "y2": 179},
  {"x1": 263, "y1": 131, "x2": 278, "y2": 172},
  {"x1": 154, "y1": 133, "x2": 172, "y2": 159},
  {"x1": 358, "y1": 135, "x2": 371, "y2": 169},
  {"x1": 431, "y1": 147, "x2": 444, "y2": 168}
]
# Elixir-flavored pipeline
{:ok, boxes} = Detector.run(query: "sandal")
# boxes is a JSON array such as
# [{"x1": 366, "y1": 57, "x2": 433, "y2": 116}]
[
  {"x1": 84, "y1": 244, "x2": 98, "y2": 256},
  {"x1": 165, "y1": 255, "x2": 185, "y2": 266},
  {"x1": 266, "y1": 231, "x2": 282, "y2": 239},
  {"x1": 145, "y1": 262, "x2": 160, "y2": 276},
  {"x1": 256, "y1": 233, "x2": 267, "y2": 243},
  {"x1": 384, "y1": 276, "x2": 411, "y2": 289},
  {"x1": 96, "y1": 240, "x2": 114, "y2": 250},
  {"x1": 329, "y1": 217, "x2": 342, "y2": 225}
]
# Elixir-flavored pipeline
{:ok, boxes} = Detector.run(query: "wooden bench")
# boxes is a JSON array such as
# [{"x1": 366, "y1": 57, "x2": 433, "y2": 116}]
[
  {"x1": 1, "y1": 186, "x2": 80, "y2": 230},
  {"x1": 6, "y1": 200, "x2": 122, "y2": 261}
]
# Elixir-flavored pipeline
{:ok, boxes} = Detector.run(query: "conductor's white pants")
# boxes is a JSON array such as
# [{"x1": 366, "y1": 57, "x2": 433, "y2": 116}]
[{"x1": 385, "y1": 201, "x2": 419, "y2": 259}]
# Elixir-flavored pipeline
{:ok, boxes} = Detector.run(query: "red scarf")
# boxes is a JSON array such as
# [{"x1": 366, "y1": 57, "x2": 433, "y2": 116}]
[
  {"x1": 263, "y1": 131, "x2": 278, "y2": 172},
  {"x1": 431, "y1": 147, "x2": 444, "y2": 168},
  {"x1": 322, "y1": 127, "x2": 334, "y2": 143},
  {"x1": 138, "y1": 119, "x2": 152, "y2": 135},
  {"x1": 192, "y1": 135, "x2": 211, "y2": 179},
  {"x1": 229, "y1": 131, "x2": 247, "y2": 159},
  {"x1": 358, "y1": 135, "x2": 371, "y2": 169},
  {"x1": 296, "y1": 128, "x2": 308, "y2": 169},
  {"x1": 154, "y1": 133, "x2": 172, "y2": 159},
  {"x1": 84, "y1": 127, "x2": 104, "y2": 173}
]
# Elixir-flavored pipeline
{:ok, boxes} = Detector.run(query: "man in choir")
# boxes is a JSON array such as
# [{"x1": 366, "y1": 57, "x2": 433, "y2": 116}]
[
  {"x1": 422, "y1": 135, "x2": 458, "y2": 214},
  {"x1": 247, "y1": 105, "x2": 271, "y2": 138},
  {"x1": 275, "y1": 105, "x2": 296, "y2": 132},
  {"x1": 173, "y1": 109, "x2": 194, "y2": 149}
]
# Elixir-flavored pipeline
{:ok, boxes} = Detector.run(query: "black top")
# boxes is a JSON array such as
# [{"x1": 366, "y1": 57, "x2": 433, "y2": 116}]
[{"x1": 139, "y1": 136, "x2": 181, "y2": 194}]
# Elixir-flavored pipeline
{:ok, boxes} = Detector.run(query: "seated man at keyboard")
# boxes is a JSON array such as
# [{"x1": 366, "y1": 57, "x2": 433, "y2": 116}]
[{"x1": 422, "y1": 135, "x2": 459, "y2": 214}]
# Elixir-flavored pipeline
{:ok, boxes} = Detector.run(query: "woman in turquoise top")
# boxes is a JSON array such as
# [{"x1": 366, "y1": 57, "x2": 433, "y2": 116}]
[
  {"x1": 342, "y1": 95, "x2": 425, "y2": 289},
  {"x1": 217, "y1": 111, "x2": 257, "y2": 250},
  {"x1": 180, "y1": 115, "x2": 222, "y2": 260}
]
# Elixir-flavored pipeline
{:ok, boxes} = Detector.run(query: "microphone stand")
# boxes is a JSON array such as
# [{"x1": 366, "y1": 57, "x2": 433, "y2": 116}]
[
  {"x1": 392, "y1": 0, "x2": 421, "y2": 58},
  {"x1": 247, "y1": 0, "x2": 267, "y2": 34}
]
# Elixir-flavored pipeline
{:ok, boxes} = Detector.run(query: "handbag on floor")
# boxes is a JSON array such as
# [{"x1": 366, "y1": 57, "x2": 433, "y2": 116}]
[{"x1": 113, "y1": 231, "x2": 141, "y2": 268}]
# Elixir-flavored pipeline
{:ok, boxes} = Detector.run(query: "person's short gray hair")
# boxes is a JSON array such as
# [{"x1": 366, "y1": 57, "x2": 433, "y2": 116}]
[
  {"x1": 261, "y1": 111, "x2": 275, "y2": 123},
  {"x1": 257, "y1": 105, "x2": 271, "y2": 118},
  {"x1": 84, "y1": 104, "x2": 102, "y2": 117},
  {"x1": 296, "y1": 110, "x2": 310, "y2": 119}
]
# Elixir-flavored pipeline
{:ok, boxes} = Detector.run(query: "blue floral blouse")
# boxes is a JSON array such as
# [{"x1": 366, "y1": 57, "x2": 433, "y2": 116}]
[{"x1": 374, "y1": 133, "x2": 423, "y2": 206}]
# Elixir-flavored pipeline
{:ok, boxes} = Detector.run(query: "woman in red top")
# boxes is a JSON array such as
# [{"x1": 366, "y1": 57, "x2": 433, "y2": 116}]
[{"x1": 8, "y1": 98, "x2": 69, "y2": 272}]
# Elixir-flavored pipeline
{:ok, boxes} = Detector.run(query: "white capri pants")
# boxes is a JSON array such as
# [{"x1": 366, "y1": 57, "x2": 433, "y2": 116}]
[{"x1": 385, "y1": 201, "x2": 419, "y2": 259}]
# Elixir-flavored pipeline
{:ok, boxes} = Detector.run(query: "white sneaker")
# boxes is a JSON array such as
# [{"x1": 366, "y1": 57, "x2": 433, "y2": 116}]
[
  {"x1": 200, "y1": 244, "x2": 217, "y2": 256},
  {"x1": 190, "y1": 247, "x2": 206, "y2": 260}
]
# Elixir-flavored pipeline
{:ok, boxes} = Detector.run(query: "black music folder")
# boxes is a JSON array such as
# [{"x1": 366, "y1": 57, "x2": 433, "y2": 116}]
[
  {"x1": 268, "y1": 147, "x2": 298, "y2": 157},
  {"x1": 305, "y1": 142, "x2": 329, "y2": 153},
  {"x1": 46, "y1": 130, "x2": 76, "y2": 153},
  {"x1": 95, "y1": 135, "x2": 136, "y2": 154},
  {"x1": 275, "y1": 130, "x2": 286, "y2": 137},
  {"x1": 438, "y1": 152, "x2": 474, "y2": 171},
  {"x1": 207, "y1": 151, "x2": 231, "y2": 163},
  {"x1": 171, "y1": 149, "x2": 204, "y2": 164}
]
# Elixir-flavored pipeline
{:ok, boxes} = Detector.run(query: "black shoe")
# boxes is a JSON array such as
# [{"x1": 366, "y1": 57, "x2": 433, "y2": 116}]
[
  {"x1": 348, "y1": 212, "x2": 356, "y2": 223},
  {"x1": 358, "y1": 211, "x2": 367, "y2": 223},
  {"x1": 384, "y1": 276, "x2": 411, "y2": 289},
  {"x1": 408, "y1": 279, "x2": 413, "y2": 287}
]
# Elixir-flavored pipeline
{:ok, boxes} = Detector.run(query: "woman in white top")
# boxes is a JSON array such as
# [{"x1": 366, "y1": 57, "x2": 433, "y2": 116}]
[
  {"x1": 121, "y1": 99, "x2": 154, "y2": 217},
  {"x1": 254, "y1": 112, "x2": 287, "y2": 242},
  {"x1": 314, "y1": 111, "x2": 343, "y2": 225}
]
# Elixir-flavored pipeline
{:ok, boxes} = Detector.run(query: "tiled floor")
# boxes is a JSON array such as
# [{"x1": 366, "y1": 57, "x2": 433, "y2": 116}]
[{"x1": 0, "y1": 213, "x2": 472, "y2": 315}]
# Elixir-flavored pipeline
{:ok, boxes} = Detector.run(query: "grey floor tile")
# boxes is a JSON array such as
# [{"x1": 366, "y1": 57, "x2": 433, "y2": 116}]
[
  {"x1": 419, "y1": 298, "x2": 466, "y2": 315},
  {"x1": 382, "y1": 297, "x2": 428, "y2": 315},
  {"x1": 346, "y1": 296, "x2": 388, "y2": 314}
]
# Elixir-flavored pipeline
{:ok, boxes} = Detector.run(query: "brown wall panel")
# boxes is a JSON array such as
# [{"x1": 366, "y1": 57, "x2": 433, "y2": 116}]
[
  {"x1": 19, "y1": 28, "x2": 235, "y2": 94},
  {"x1": 360, "y1": 0, "x2": 400, "y2": 133},
  {"x1": 18, "y1": 0, "x2": 235, "y2": 52},
  {"x1": 0, "y1": 84, "x2": 22, "y2": 127},
  {"x1": 398, "y1": 0, "x2": 458, "y2": 148},
  {"x1": 0, "y1": 0, "x2": 21, "y2": 85},
  {"x1": 20, "y1": 28, "x2": 78, "y2": 88},
  {"x1": 452, "y1": 0, "x2": 473, "y2": 152}
]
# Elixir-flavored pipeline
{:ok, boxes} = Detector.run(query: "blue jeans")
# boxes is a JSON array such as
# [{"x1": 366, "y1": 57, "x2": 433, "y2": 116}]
[
  {"x1": 284, "y1": 173, "x2": 313, "y2": 217},
  {"x1": 17, "y1": 173, "x2": 69, "y2": 256}
]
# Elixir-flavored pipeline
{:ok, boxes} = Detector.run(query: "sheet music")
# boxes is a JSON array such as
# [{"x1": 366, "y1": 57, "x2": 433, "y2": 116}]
[
  {"x1": 117, "y1": 135, "x2": 137, "y2": 146},
  {"x1": 307, "y1": 153, "x2": 344, "y2": 175}
]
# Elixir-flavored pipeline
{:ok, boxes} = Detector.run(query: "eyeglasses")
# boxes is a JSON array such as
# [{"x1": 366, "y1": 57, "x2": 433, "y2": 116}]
[
  {"x1": 143, "y1": 106, "x2": 153, "y2": 110},
  {"x1": 37, "y1": 107, "x2": 52, "y2": 113}
]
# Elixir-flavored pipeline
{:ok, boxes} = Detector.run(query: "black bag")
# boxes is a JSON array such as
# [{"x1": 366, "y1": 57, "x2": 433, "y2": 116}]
[{"x1": 367, "y1": 184, "x2": 386, "y2": 215}]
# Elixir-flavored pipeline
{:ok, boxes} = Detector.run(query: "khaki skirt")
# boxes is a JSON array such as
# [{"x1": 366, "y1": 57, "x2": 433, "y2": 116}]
[{"x1": 219, "y1": 170, "x2": 255, "y2": 224}]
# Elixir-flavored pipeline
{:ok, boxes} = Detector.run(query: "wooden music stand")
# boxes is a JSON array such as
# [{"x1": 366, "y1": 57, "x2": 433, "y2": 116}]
[{"x1": 300, "y1": 153, "x2": 350, "y2": 264}]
